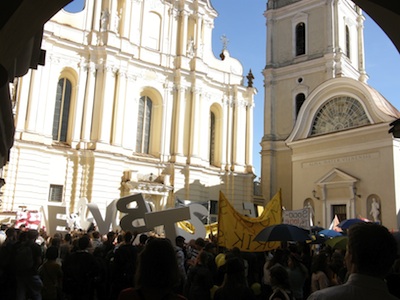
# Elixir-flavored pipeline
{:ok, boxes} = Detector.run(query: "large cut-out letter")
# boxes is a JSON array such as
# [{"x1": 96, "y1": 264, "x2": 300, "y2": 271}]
[
  {"x1": 145, "y1": 207, "x2": 190, "y2": 243},
  {"x1": 117, "y1": 194, "x2": 151, "y2": 233},
  {"x1": 87, "y1": 200, "x2": 118, "y2": 235},
  {"x1": 47, "y1": 205, "x2": 68, "y2": 236}
]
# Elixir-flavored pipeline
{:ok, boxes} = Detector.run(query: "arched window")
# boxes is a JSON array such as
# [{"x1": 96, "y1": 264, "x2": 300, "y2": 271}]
[
  {"x1": 311, "y1": 96, "x2": 370, "y2": 136},
  {"x1": 145, "y1": 12, "x2": 161, "y2": 50},
  {"x1": 136, "y1": 96, "x2": 152, "y2": 153},
  {"x1": 345, "y1": 25, "x2": 350, "y2": 58},
  {"x1": 295, "y1": 93, "x2": 306, "y2": 116},
  {"x1": 209, "y1": 112, "x2": 216, "y2": 165},
  {"x1": 52, "y1": 78, "x2": 72, "y2": 142},
  {"x1": 296, "y1": 22, "x2": 306, "y2": 56}
]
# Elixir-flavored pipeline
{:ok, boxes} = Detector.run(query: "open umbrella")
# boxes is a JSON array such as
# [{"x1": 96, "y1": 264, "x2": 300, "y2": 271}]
[
  {"x1": 338, "y1": 218, "x2": 368, "y2": 230},
  {"x1": 254, "y1": 224, "x2": 311, "y2": 242},
  {"x1": 325, "y1": 236, "x2": 348, "y2": 250},
  {"x1": 318, "y1": 229, "x2": 343, "y2": 238}
]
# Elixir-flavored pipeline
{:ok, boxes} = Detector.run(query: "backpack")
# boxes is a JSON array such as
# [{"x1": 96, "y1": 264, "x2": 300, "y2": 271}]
[{"x1": 14, "y1": 242, "x2": 34, "y2": 274}]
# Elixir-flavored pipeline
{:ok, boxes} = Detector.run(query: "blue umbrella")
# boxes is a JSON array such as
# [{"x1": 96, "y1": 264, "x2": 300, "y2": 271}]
[
  {"x1": 338, "y1": 218, "x2": 368, "y2": 230},
  {"x1": 318, "y1": 229, "x2": 343, "y2": 238},
  {"x1": 254, "y1": 224, "x2": 311, "y2": 242}
]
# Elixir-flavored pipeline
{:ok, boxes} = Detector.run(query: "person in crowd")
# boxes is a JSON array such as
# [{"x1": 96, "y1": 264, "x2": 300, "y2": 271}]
[
  {"x1": 110, "y1": 231, "x2": 138, "y2": 299},
  {"x1": 269, "y1": 264, "x2": 294, "y2": 300},
  {"x1": 0, "y1": 224, "x2": 7, "y2": 245},
  {"x1": 90, "y1": 231, "x2": 103, "y2": 250},
  {"x1": 59, "y1": 233, "x2": 72, "y2": 263},
  {"x1": 184, "y1": 250, "x2": 214, "y2": 300},
  {"x1": 39, "y1": 246, "x2": 63, "y2": 300},
  {"x1": 100, "y1": 231, "x2": 116, "y2": 260},
  {"x1": 307, "y1": 222, "x2": 398, "y2": 299},
  {"x1": 14, "y1": 229, "x2": 43, "y2": 300},
  {"x1": 175, "y1": 235, "x2": 188, "y2": 294},
  {"x1": 287, "y1": 253, "x2": 308, "y2": 300},
  {"x1": 386, "y1": 258, "x2": 400, "y2": 298},
  {"x1": 310, "y1": 252, "x2": 331, "y2": 293},
  {"x1": 62, "y1": 234, "x2": 99, "y2": 300},
  {"x1": 0, "y1": 227, "x2": 18, "y2": 299},
  {"x1": 118, "y1": 238, "x2": 186, "y2": 300},
  {"x1": 186, "y1": 237, "x2": 205, "y2": 268},
  {"x1": 136, "y1": 233, "x2": 148, "y2": 254},
  {"x1": 263, "y1": 248, "x2": 287, "y2": 298},
  {"x1": 213, "y1": 256, "x2": 256, "y2": 300}
]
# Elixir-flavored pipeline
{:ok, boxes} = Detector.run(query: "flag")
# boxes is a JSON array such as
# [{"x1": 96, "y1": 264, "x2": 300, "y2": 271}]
[
  {"x1": 329, "y1": 214, "x2": 342, "y2": 232},
  {"x1": 217, "y1": 190, "x2": 282, "y2": 252}
]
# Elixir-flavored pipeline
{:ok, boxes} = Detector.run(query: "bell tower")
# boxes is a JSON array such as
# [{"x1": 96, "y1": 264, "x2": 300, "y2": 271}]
[{"x1": 261, "y1": 0, "x2": 367, "y2": 203}]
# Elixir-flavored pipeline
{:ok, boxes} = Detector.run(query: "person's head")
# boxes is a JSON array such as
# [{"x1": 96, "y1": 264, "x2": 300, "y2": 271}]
[
  {"x1": 5, "y1": 227, "x2": 16, "y2": 239},
  {"x1": 135, "y1": 238, "x2": 180, "y2": 292},
  {"x1": 92, "y1": 231, "x2": 100, "y2": 240},
  {"x1": 269, "y1": 264, "x2": 290, "y2": 290},
  {"x1": 194, "y1": 237, "x2": 205, "y2": 250},
  {"x1": 27, "y1": 229, "x2": 38, "y2": 241},
  {"x1": 196, "y1": 250, "x2": 212, "y2": 266},
  {"x1": 106, "y1": 231, "x2": 115, "y2": 242},
  {"x1": 204, "y1": 242, "x2": 217, "y2": 254},
  {"x1": 311, "y1": 252, "x2": 329, "y2": 274},
  {"x1": 346, "y1": 222, "x2": 397, "y2": 278},
  {"x1": 46, "y1": 246, "x2": 59, "y2": 261},
  {"x1": 175, "y1": 235, "x2": 185, "y2": 248},
  {"x1": 139, "y1": 233, "x2": 148, "y2": 245},
  {"x1": 288, "y1": 253, "x2": 302, "y2": 269},
  {"x1": 123, "y1": 231, "x2": 133, "y2": 244},
  {"x1": 78, "y1": 235, "x2": 91, "y2": 250}
]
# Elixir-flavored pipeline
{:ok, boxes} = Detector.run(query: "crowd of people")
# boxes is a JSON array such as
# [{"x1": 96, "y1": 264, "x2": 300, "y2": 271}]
[{"x1": 0, "y1": 222, "x2": 399, "y2": 300}]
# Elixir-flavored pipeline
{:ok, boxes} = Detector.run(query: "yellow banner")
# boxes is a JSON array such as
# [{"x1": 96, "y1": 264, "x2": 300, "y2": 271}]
[{"x1": 217, "y1": 190, "x2": 282, "y2": 252}]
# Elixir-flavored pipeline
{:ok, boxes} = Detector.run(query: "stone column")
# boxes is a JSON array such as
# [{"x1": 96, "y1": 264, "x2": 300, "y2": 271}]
[
  {"x1": 97, "y1": 64, "x2": 117, "y2": 144},
  {"x1": 81, "y1": 62, "x2": 96, "y2": 142},
  {"x1": 112, "y1": 70, "x2": 128, "y2": 146}
]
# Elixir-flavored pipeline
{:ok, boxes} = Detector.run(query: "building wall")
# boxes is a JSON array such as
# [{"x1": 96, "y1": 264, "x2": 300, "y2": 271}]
[
  {"x1": 262, "y1": 0, "x2": 400, "y2": 228},
  {"x1": 1, "y1": 0, "x2": 256, "y2": 221}
]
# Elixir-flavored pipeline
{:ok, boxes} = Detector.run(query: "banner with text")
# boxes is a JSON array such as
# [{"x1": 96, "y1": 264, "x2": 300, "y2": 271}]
[
  {"x1": 283, "y1": 207, "x2": 311, "y2": 230},
  {"x1": 217, "y1": 190, "x2": 282, "y2": 252}
]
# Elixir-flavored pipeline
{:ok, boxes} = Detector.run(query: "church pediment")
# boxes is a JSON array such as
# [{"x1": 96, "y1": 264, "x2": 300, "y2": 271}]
[{"x1": 316, "y1": 168, "x2": 358, "y2": 186}]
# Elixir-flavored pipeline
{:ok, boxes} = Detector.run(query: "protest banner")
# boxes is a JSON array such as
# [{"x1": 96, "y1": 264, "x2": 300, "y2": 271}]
[
  {"x1": 283, "y1": 207, "x2": 311, "y2": 230},
  {"x1": 217, "y1": 190, "x2": 282, "y2": 252}
]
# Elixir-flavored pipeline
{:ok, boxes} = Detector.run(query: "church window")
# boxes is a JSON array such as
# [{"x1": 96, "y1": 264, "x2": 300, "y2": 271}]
[
  {"x1": 310, "y1": 96, "x2": 370, "y2": 136},
  {"x1": 345, "y1": 25, "x2": 350, "y2": 58},
  {"x1": 136, "y1": 96, "x2": 152, "y2": 153},
  {"x1": 145, "y1": 12, "x2": 161, "y2": 50},
  {"x1": 52, "y1": 78, "x2": 72, "y2": 142},
  {"x1": 48, "y1": 184, "x2": 63, "y2": 202},
  {"x1": 295, "y1": 93, "x2": 306, "y2": 116},
  {"x1": 295, "y1": 22, "x2": 306, "y2": 56},
  {"x1": 209, "y1": 112, "x2": 216, "y2": 165}
]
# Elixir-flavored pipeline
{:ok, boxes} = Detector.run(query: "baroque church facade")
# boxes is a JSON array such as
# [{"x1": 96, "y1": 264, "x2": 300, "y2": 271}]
[
  {"x1": 0, "y1": 0, "x2": 256, "y2": 222},
  {"x1": 261, "y1": 0, "x2": 400, "y2": 229}
]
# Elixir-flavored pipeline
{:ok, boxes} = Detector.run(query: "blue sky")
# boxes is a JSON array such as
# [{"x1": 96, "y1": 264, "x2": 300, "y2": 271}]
[{"x1": 64, "y1": 0, "x2": 400, "y2": 178}]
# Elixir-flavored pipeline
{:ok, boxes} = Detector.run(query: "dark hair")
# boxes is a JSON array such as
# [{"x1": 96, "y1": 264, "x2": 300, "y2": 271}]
[
  {"x1": 311, "y1": 252, "x2": 329, "y2": 274},
  {"x1": 123, "y1": 231, "x2": 133, "y2": 243},
  {"x1": 348, "y1": 222, "x2": 397, "y2": 278},
  {"x1": 135, "y1": 238, "x2": 180, "y2": 291},
  {"x1": 195, "y1": 237, "x2": 205, "y2": 248},
  {"x1": 140, "y1": 234, "x2": 148, "y2": 244},
  {"x1": 46, "y1": 246, "x2": 59, "y2": 260},
  {"x1": 78, "y1": 235, "x2": 90, "y2": 250},
  {"x1": 269, "y1": 264, "x2": 290, "y2": 289}
]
